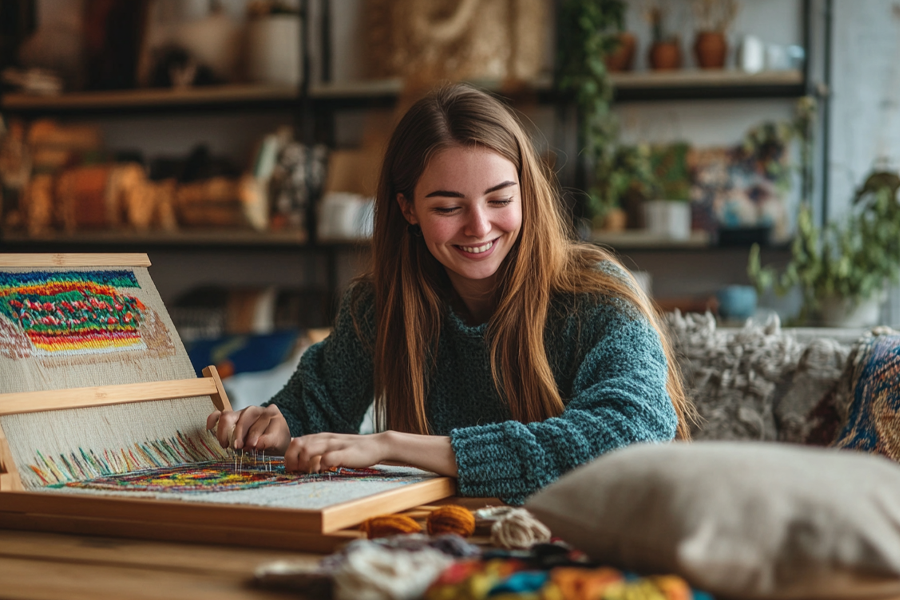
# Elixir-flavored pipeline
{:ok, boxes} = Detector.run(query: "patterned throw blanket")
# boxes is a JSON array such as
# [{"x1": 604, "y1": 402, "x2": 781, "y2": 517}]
[{"x1": 832, "y1": 332, "x2": 900, "y2": 461}]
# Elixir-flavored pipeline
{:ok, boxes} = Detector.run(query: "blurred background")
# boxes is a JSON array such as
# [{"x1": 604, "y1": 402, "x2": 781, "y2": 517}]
[{"x1": 1, "y1": 0, "x2": 898, "y2": 397}]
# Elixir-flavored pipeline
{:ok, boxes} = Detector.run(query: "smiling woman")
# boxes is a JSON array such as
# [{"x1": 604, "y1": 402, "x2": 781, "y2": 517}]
[{"x1": 207, "y1": 84, "x2": 695, "y2": 505}]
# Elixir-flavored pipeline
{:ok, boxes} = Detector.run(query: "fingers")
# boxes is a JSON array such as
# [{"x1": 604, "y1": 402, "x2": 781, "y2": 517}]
[
  {"x1": 284, "y1": 434, "x2": 340, "y2": 473},
  {"x1": 240, "y1": 405, "x2": 290, "y2": 453},
  {"x1": 208, "y1": 409, "x2": 242, "y2": 449},
  {"x1": 206, "y1": 410, "x2": 221, "y2": 431},
  {"x1": 283, "y1": 433, "x2": 380, "y2": 473}
]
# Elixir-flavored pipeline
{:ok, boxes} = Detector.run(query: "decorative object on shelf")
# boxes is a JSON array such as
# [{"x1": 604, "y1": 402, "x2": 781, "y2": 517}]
[
  {"x1": 689, "y1": 100, "x2": 815, "y2": 245},
  {"x1": 691, "y1": 0, "x2": 739, "y2": 69},
  {"x1": 643, "y1": 0, "x2": 682, "y2": 70},
  {"x1": 604, "y1": 32, "x2": 637, "y2": 72},
  {"x1": 0, "y1": 119, "x2": 32, "y2": 229},
  {"x1": 607, "y1": 144, "x2": 656, "y2": 230},
  {"x1": 176, "y1": 174, "x2": 266, "y2": 231},
  {"x1": 715, "y1": 285, "x2": 757, "y2": 323},
  {"x1": 642, "y1": 142, "x2": 691, "y2": 239},
  {"x1": 556, "y1": 0, "x2": 628, "y2": 225},
  {"x1": 363, "y1": 0, "x2": 548, "y2": 86},
  {"x1": 748, "y1": 170, "x2": 900, "y2": 327},
  {"x1": 267, "y1": 140, "x2": 328, "y2": 233},
  {"x1": 246, "y1": 2, "x2": 301, "y2": 86}
]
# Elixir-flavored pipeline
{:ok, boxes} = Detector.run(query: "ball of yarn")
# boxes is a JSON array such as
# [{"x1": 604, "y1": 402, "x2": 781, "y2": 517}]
[
  {"x1": 426, "y1": 505, "x2": 476, "y2": 537},
  {"x1": 332, "y1": 541, "x2": 453, "y2": 600},
  {"x1": 490, "y1": 508, "x2": 551, "y2": 549},
  {"x1": 360, "y1": 514, "x2": 422, "y2": 539}
]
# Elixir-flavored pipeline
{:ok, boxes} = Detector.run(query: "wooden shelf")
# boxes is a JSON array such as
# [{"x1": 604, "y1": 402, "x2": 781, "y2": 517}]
[
  {"x1": 0, "y1": 69, "x2": 805, "y2": 116},
  {"x1": 0, "y1": 228, "x2": 333, "y2": 251},
  {"x1": 591, "y1": 229, "x2": 712, "y2": 250},
  {"x1": 610, "y1": 69, "x2": 805, "y2": 101}
]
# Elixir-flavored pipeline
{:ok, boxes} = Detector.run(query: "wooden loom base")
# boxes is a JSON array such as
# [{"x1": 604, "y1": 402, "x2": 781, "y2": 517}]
[
  {"x1": 0, "y1": 511, "x2": 360, "y2": 554},
  {"x1": 0, "y1": 476, "x2": 456, "y2": 552}
]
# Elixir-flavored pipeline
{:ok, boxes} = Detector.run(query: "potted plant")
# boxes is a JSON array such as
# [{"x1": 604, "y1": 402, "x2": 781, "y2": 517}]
[
  {"x1": 557, "y1": 0, "x2": 629, "y2": 227},
  {"x1": 691, "y1": 0, "x2": 739, "y2": 69},
  {"x1": 748, "y1": 170, "x2": 900, "y2": 327},
  {"x1": 644, "y1": 142, "x2": 692, "y2": 239},
  {"x1": 643, "y1": 0, "x2": 682, "y2": 70}
]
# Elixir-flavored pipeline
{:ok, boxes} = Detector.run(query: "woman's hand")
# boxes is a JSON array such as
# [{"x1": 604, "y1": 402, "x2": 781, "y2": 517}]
[
  {"x1": 285, "y1": 431, "x2": 459, "y2": 476},
  {"x1": 206, "y1": 405, "x2": 292, "y2": 455}
]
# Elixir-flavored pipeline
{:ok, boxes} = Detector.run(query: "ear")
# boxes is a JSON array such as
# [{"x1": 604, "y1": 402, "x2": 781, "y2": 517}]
[{"x1": 396, "y1": 193, "x2": 418, "y2": 225}]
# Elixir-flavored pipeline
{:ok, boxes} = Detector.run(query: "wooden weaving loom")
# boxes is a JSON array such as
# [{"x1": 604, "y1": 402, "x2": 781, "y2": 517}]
[{"x1": 0, "y1": 254, "x2": 455, "y2": 552}]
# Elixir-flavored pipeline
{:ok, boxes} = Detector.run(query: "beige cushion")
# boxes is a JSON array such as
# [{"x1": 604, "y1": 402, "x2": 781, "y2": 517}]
[{"x1": 525, "y1": 442, "x2": 900, "y2": 600}]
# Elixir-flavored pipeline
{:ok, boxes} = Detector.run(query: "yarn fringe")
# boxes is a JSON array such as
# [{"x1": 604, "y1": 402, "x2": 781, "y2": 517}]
[{"x1": 26, "y1": 429, "x2": 230, "y2": 487}]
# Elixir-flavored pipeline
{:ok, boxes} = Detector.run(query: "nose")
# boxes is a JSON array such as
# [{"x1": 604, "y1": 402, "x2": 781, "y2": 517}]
[{"x1": 465, "y1": 206, "x2": 491, "y2": 238}]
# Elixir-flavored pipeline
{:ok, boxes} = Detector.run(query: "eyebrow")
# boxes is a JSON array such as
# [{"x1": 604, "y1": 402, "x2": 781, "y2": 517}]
[{"x1": 424, "y1": 180, "x2": 518, "y2": 198}]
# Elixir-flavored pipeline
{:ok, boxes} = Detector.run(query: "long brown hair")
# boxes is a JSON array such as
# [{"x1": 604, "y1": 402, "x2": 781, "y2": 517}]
[{"x1": 360, "y1": 83, "x2": 694, "y2": 439}]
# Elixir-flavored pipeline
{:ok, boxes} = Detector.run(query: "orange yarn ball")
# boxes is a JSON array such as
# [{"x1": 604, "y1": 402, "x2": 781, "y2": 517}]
[
  {"x1": 360, "y1": 514, "x2": 422, "y2": 539},
  {"x1": 426, "y1": 505, "x2": 476, "y2": 537}
]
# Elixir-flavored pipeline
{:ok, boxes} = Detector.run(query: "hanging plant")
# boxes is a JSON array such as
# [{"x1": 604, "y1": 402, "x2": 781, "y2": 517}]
[{"x1": 556, "y1": 0, "x2": 630, "y2": 224}]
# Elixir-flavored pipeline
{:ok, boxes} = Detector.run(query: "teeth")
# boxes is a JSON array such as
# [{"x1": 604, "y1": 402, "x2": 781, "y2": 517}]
[{"x1": 460, "y1": 240, "x2": 494, "y2": 254}]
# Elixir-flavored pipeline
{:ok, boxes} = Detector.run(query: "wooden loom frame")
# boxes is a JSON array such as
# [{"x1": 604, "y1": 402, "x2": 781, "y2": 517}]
[{"x1": 0, "y1": 253, "x2": 456, "y2": 551}]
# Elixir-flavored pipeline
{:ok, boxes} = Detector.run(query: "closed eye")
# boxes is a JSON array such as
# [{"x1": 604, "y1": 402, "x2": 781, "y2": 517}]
[
  {"x1": 432, "y1": 206, "x2": 459, "y2": 215},
  {"x1": 490, "y1": 197, "x2": 514, "y2": 206}
]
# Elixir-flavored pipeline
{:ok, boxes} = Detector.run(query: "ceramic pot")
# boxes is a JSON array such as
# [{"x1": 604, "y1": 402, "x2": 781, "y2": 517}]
[
  {"x1": 604, "y1": 32, "x2": 636, "y2": 72},
  {"x1": 648, "y1": 41, "x2": 682, "y2": 70},
  {"x1": 819, "y1": 292, "x2": 886, "y2": 328},
  {"x1": 643, "y1": 199, "x2": 691, "y2": 239},
  {"x1": 694, "y1": 31, "x2": 728, "y2": 69}
]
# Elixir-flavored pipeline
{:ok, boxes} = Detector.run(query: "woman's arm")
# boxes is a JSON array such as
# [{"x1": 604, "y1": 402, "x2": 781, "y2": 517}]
[
  {"x1": 281, "y1": 430, "x2": 458, "y2": 476},
  {"x1": 207, "y1": 283, "x2": 377, "y2": 451},
  {"x1": 451, "y1": 306, "x2": 677, "y2": 505}
]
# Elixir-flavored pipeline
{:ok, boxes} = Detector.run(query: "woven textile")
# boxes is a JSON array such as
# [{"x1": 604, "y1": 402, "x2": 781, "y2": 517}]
[
  {"x1": 832, "y1": 330, "x2": 900, "y2": 461},
  {"x1": 0, "y1": 266, "x2": 195, "y2": 392}
]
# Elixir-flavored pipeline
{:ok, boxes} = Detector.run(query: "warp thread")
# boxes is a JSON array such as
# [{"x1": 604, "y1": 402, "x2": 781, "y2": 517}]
[
  {"x1": 426, "y1": 505, "x2": 475, "y2": 537},
  {"x1": 332, "y1": 541, "x2": 453, "y2": 600},
  {"x1": 490, "y1": 508, "x2": 551, "y2": 549},
  {"x1": 360, "y1": 514, "x2": 422, "y2": 539}
]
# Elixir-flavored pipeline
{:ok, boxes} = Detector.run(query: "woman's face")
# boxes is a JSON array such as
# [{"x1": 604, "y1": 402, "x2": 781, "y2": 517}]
[{"x1": 399, "y1": 145, "x2": 522, "y2": 297}]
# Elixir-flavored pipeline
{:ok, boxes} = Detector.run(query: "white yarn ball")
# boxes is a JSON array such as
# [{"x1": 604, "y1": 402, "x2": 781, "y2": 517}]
[
  {"x1": 490, "y1": 508, "x2": 551, "y2": 549},
  {"x1": 333, "y1": 541, "x2": 453, "y2": 600}
]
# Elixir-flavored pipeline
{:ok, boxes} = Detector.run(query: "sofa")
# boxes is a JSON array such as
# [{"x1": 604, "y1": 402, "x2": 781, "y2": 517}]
[{"x1": 525, "y1": 312, "x2": 900, "y2": 600}]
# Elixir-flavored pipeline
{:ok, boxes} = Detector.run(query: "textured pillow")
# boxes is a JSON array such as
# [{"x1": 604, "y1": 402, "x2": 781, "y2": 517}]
[
  {"x1": 832, "y1": 331, "x2": 900, "y2": 461},
  {"x1": 525, "y1": 442, "x2": 900, "y2": 600}
]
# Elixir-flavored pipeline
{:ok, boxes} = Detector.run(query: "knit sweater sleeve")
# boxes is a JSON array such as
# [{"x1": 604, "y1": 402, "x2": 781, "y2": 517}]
[
  {"x1": 262, "y1": 282, "x2": 375, "y2": 436},
  {"x1": 449, "y1": 302, "x2": 677, "y2": 505}
]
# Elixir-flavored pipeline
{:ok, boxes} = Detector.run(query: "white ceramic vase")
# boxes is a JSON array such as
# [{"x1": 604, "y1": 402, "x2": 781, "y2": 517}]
[
  {"x1": 246, "y1": 15, "x2": 302, "y2": 86},
  {"x1": 819, "y1": 292, "x2": 886, "y2": 328},
  {"x1": 644, "y1": 200, "x2": 691, "y2": 240}
]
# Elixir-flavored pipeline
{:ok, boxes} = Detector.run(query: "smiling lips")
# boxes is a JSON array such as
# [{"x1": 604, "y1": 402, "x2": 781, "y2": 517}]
[{"x1": 457, "y1": 238, "x2": 497, "y2": 255}]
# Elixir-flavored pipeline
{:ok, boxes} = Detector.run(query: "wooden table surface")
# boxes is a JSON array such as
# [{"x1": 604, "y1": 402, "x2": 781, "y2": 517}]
[
  {"x1": 0, "y1": 528, "x2": 321, "y2": 600},
  {"x1": 0, "y1": 498, "x2": 499, "y2": 600}
]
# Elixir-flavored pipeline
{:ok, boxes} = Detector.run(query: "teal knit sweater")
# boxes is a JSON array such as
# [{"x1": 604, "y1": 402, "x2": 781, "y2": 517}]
[{"x1": 265, "y1": 281, "x2": 677, "y2": 505}]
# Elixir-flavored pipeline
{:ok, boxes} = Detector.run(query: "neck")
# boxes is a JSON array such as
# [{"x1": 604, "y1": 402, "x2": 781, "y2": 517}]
[{"x1": 447, "y1": 272, "x2": 497, "y2": 325}]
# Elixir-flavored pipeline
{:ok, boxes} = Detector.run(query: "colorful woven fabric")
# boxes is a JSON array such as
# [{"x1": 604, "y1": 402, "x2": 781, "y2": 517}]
[
  {"x1": 0, "y1": 270, "x2": 148, "y2": 356},
  {"x1": 832, "y1": 333, "x2": 900, "y2": 462},
  {"x1": 53, "y1": 459, "x2": 386, "y2": 494},
  {"x1": 423, "y1": 557, "x2": 703, "y2": 600}
]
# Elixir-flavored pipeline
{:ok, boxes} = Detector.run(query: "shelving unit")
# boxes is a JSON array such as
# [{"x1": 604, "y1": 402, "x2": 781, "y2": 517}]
[{"x1": 0, "y1": 1, "x2": 819, "y2": 309}]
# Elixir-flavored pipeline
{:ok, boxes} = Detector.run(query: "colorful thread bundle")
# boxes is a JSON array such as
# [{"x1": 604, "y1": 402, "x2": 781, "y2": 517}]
[
  {"x1": 54, "y1": 459, "x2": 389, "y2": 494},
  {"x1": 0, "y1": 270, "x2": 147, "y2": 356},
  {"x1": 27, "y1": 430, "x2": 230, "y2": 486}
]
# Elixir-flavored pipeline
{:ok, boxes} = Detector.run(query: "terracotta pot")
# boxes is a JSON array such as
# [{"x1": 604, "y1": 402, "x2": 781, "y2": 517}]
[
  {"x1": 694, "y1": 31, "x2": 728, "y2": 69},
  {"x1": 604, "y1": 32, "x2": 636, "y2": 72},
  {"x1": 648, "y1": 41, "x2": 682, "y2": 70}
]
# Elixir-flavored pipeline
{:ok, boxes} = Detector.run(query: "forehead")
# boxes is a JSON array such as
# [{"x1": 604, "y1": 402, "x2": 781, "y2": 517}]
[{"x1": 417, "y1": 146, "x2": 518, "y2": 189}]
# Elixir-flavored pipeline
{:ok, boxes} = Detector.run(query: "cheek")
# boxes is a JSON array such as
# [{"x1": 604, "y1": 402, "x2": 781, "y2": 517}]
[{"x1": 420, "y1": 218, "x2": 456, "y2": 244}]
